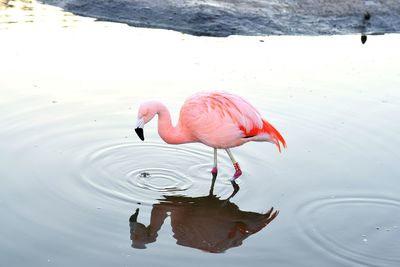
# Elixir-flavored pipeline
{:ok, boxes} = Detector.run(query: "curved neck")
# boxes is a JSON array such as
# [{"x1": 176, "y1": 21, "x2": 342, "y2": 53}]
[{"x1": 155, "y1": 102, "x2": 192, "y2": 144}]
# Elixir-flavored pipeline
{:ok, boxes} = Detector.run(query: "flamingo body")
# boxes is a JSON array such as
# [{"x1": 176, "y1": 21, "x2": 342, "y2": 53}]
[
  {"x1": 135, "y1": 91, "x2": 286, "y2": 181},
  {"x1": 178, "y1": 92, "x2": 286, "y2": 150}
]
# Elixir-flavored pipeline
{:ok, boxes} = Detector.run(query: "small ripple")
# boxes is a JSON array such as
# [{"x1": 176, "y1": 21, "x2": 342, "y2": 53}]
[
  {"x1": 127, "y1": 167, "x2": 193, "y2": 192},
  {"x1": 297, "y1": 196, "x2": 400, "y2": 267}
]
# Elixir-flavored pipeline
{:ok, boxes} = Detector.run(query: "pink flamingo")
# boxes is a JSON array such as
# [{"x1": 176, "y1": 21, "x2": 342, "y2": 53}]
[{"x1": 135, "y1": 91, "x2": 286, "y2": 181}]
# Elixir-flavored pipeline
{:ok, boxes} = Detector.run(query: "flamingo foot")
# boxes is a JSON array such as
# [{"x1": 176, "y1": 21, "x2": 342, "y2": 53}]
[
  {"x1": 229, "y1": 162, "x2": 242, "y2": 181},
  {"x1": 211, "y1": 167, "x2": 218, "y2": 176}
]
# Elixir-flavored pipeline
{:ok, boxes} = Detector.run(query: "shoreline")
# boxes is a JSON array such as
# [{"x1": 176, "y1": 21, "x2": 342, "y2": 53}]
[{"x1": 2, "y1": 0, "x2": 400, "y2": 37}]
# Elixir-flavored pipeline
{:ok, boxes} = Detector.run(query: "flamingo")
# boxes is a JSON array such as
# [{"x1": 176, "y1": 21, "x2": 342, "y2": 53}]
[{"x1": 134, "y1": 91, "x2": 286, "y2": 181}]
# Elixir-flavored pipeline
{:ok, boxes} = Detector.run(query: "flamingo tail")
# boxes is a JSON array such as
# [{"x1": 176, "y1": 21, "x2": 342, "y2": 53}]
[{"x1": 262, "y1": 120, "x2": 287, "y2": 152}]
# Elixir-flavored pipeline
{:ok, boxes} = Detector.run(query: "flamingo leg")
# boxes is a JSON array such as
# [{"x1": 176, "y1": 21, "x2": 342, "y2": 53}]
[
  {"x1": 225, "y1": 148, "x2": 242, "y2": 181},
  {"x1": 211, "y1": 148, "x2": 218, "y2": 176}
]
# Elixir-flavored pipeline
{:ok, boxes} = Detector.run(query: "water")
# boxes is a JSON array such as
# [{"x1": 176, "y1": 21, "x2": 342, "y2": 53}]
[
  {"x1": 39, "y1": 0, "x2": 400, "y2": 36},
  {"x1": 1, "y1": 1, "x2": 400, "y2": 266}
]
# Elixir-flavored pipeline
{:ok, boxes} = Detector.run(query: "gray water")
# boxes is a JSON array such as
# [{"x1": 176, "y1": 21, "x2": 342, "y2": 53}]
[
  {"x1": 1, "y1": 1, "x2": 400, "y2": 266},
  {"x1": 39, "y1": 0, "x2": 400, "y2": 36}
]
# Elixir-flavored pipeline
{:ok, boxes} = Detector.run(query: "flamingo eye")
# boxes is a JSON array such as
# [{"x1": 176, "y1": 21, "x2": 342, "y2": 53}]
[{"x1": 139, "y1": 109, "x2": 147, "y2": 117}]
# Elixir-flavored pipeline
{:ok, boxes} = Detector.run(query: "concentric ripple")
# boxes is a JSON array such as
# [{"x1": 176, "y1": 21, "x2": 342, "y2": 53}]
[
  {"x1": 297, "y1": 196, "x2": 400, "y2": 267},
  {"x1": 127, "y1": 167, "x2": 193, "y2": 192},
  {"x1": 77, "y1": 142, "x2": 233, "y2": 205}
]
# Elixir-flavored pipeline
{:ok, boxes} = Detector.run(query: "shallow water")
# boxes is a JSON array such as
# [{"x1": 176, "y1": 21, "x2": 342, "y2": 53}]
[{"x1": 1, "y1": 1, "x2": 400, "y2": 266}]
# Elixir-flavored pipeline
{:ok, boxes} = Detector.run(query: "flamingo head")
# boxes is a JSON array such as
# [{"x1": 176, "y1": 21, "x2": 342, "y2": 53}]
[{"x1": 135, "y1": 101, "x2": 158, "y2": 141}]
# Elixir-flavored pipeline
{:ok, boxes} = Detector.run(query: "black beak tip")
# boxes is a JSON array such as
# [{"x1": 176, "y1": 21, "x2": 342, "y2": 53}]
[{"x1": 135, "y1": 128, "x2": 144, "y2": 141}]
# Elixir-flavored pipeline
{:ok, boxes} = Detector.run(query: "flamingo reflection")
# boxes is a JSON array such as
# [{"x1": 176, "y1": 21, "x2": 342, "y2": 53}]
[{"x1": 129, "y1": 177, "x2": 278, "y2": 253}]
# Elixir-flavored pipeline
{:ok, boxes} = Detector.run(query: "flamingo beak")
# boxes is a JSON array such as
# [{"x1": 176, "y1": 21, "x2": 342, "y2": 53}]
[
  {"x1": 135, "y1": 117, "x2": 145, "y2": 141},
  {"x1": 135, "y1": 127, "x2": 144, "y2": 141}
]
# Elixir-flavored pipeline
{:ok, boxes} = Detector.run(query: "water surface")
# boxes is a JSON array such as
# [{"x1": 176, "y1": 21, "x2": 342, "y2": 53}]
[
  {"x1": 41, "y1": 0, "x2": 400, "y2": 36},
  {"x1": 1, "y1": 1, "x2": 400, "y2": 266}
]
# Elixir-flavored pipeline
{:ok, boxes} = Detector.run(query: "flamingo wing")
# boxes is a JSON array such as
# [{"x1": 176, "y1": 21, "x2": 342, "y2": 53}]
[{"x1": 179, "y1": 92, "x2": 286, "y2": 150}]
